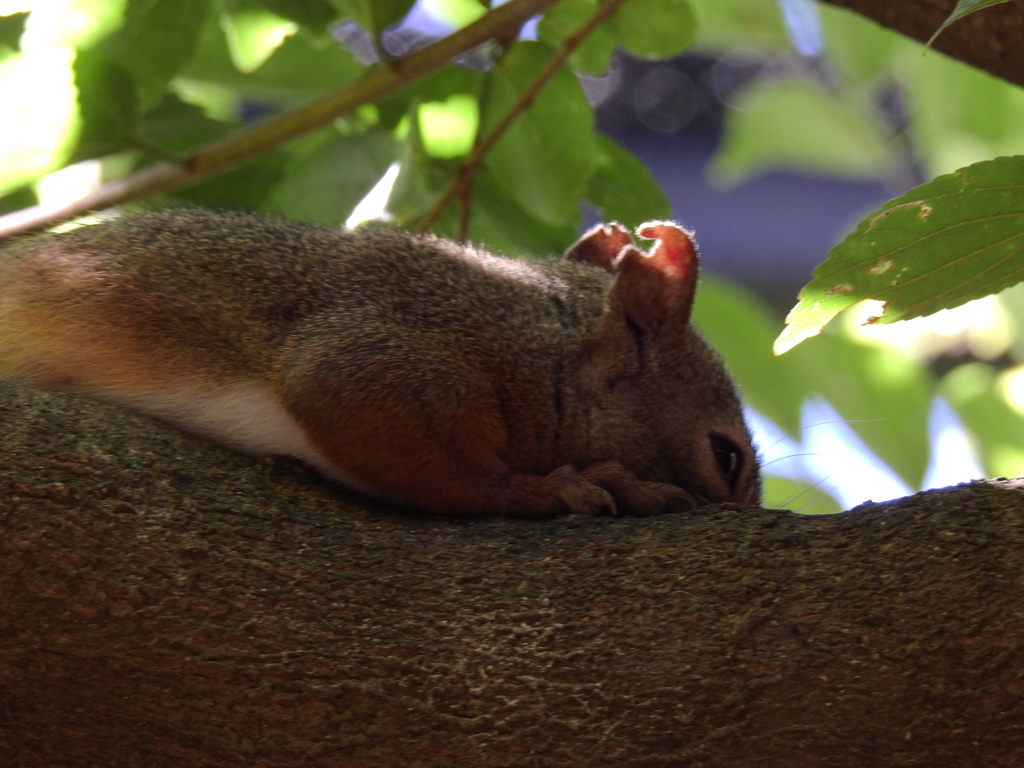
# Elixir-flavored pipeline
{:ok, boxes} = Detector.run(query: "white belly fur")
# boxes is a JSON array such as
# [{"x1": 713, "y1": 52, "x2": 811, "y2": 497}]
[{"x1": 89, "y1": 380, "x2": 384, "y2": 498}]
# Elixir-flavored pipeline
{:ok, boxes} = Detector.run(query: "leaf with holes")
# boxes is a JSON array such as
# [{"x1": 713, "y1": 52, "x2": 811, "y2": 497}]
[
  {"x1": 776, "y1": 155, "x2": 1024, "y2": 354},
  {"x1": 927, "y1": 0, "x2": 1017, "y2": 47}
]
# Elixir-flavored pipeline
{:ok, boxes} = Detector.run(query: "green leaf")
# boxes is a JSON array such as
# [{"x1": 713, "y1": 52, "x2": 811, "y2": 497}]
[
  {"x1": 463, "y1": 170, "x2": 580, "y2": 257},
  {"x1": 791, "y1": 335, "x2": 933, "y2": 489},
  {"x1": 387, "y1": 158, "x2": 451, "y2": 228},
  {"x1": 0, "y1": 12, "x2": 27, "y2": 54},
  {"x1": 709, "y1": 79, "x2": 890, "y2": 188},
  {"x1": 96, "y1": 0, "x2": 214, "y2": 111},
  {"x1": 927, "y1": 0, "x2": 1016, "y2": 47},
  {"x1": 329, "y1": 0, "x2": 415, "y2": 36},
  {"x1": 171, "y1": 150, "x2": 289, "y2": 209},
  {"x1": 367, "y1": 0, "x2": 417, "y2": 34},
  {"x1": 139, "y1": 92, "x2": 234, "y2": 154},
  {"x1": 418, "y1": 95, "x2": 478, "y2": 159},
  {"x1": 388, "y1": 161, "x2": 579, "y2": 258},
  {"x1": 585, "y1": 135, "x2": 670, "y2": 230},
  {"x1": 897, "y1": 43, "x2": 1024, "y2": 179},
  {"x1": 218, "y1": 4, "x2": 298, "y2": 73},
  {"x1": 686, "y1": 0, "x2": 789, "y2": 51},
  {"x1": 387, "y1": 93, "x2": 578, "y2": 257},
  {"x1": 818, "y1": 3, "x2": 904, "y2": 83},
  {"x1": 419, "y1": 0, "x2": 487, "y2": 28},
  {"x1": 377, "y1": 65, "x2": 482, "y2": 128},
  {"x1": 696, "y1": 277, "x2": 933, "y2": 488},
  {"x1": 0, "y1": 184, "x2": 37, "y2": 216},
  {"x1": 609, "y1": 0, "x2": 696, "y2": 59},
  {"x1": 536, "y1": 0, "x2": 616, "y2": 76},
  {"x1": 263, "y1": 128, "x2": 398, "y2": 225},
  {"x1": 762, "y1": 476, "x2": 842, "y2": 515},
  {"x1": 941, "y1": 362, "x2": 1024, "y2": 478},
  {"x1": 256, "y1": 0, "x2": 338, "y2": 33},
  {"x1": 777, "y1": 156, "x2": 1024, "y2": 355},
  {"x1": 384, "y1": 100, "x2": 454, "y2": 226},
  {"x1": 71, "y1": 49, "x2": 140, "y2": 162},
  {"x1": 180, "y1": 13, "x2": 363, "y2": 109},
  {"x1": 693, "y1": 276, "x2": 806, "y2": 434},
  {"x1": 326, "y1": 0, "x2": 370, "y2": 29},
  {"x1": 481, "y1": 41, "x2": 597, "y2": 226}
]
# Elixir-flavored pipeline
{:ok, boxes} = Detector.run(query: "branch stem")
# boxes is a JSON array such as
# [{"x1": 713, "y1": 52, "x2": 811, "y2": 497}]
[{"x1": 417, "y1": 0, "x2": 630, "y2": 235}]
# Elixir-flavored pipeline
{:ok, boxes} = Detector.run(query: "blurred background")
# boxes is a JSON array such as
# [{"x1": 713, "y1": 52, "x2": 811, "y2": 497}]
[{"x1": 5, "y1": 0, "x2": 1024, "y2": 513}]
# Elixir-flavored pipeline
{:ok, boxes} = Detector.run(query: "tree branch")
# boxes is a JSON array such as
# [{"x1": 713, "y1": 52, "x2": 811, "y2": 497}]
[
  {"x1": 0, "y1": 0, "x2": 561, "y2": 244},
  {"x1": 3, "y1": 379, "x2": 1024, "y2": 765}
]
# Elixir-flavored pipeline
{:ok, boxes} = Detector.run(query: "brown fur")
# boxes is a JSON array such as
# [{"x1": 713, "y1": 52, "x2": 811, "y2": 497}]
[{"x1": 0, "y1": 209, "x2": 761, "y2": 517}]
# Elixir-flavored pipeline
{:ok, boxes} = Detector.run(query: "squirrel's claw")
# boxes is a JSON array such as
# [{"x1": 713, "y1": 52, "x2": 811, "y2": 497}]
[
  {"x1": 548, "y1": 465, "x2": 618, "y2": 517},
  {"x1": 578, "y1": 460, "x2": 697, "y2": 517}
]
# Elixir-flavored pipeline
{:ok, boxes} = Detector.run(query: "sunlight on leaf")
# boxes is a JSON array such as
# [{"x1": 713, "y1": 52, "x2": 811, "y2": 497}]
[
  {"x1": 776, "y1": 155, "x2": 1024, "y2": 355},
  {"x1": 0, "y1": 48, "x2": 78, "y2": 195},
  {"x1": 926, "y1": 0, "x2": 1016, "y2": 48},
  {"x1": 418, "y1": 95, "x2": 478, "y2": 158},
  {"x1": 420, "y1": 0, "x2": 487, "y2": 28},
  {"x1": 842, "y1": 294, "x2": 1015, "y2": 361},
  {"x1": 0, "y1": 0, "x2": 119, "y2": 194},
  {"x1": 219, "y1": 9, "x2": 297, "y2": 73},
  {"x1": 20, "y1": 0, "x2": 126, "y2": 49},
  {"x1": 36, "y1": 159, "x2": 102, "y2": 208}
]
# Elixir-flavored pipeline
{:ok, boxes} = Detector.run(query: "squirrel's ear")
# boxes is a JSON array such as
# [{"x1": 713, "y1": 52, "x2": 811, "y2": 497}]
[
  {"x1": 565, "y1": 222, "x2": 633, "y2": 273},
  {"x1": 608, "y1": 221, "x2": 699, "y2": 331}
]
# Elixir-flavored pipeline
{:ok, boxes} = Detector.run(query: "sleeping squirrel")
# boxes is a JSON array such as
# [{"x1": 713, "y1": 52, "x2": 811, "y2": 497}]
[{"x1": 0, "y1": 209, "x2": 761, "y2": 517}]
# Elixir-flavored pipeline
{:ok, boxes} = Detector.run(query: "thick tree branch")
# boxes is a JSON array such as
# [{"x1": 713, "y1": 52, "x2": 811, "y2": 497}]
[
  {"x1": 2, "y1": 379, "x2": 1024, "y2": 765},
  {"x1": 821, "y1": 0, "x2": 1024, "y2": 90},
  {"x1": 0, "y1": 0, "x2": 560, "y2": 244}
]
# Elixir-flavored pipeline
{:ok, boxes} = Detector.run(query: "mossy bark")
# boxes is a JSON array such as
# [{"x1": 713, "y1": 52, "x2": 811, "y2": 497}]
[{"x1": 1, "y1": 380, "x2": 1023, "y2": 767}]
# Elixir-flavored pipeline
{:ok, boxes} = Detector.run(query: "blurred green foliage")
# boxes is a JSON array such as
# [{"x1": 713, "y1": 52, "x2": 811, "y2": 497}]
[{"x1": 3, "y1": 0, "x2": 1024, "y2": 513}]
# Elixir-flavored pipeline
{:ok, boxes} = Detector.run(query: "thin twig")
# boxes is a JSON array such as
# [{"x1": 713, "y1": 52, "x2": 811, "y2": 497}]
[
  {"x1": 0, "y1": 0, "x2": 561, "y2": 243},
  {"x1": 417, "y1": 0, "x2": 630, "y2": 236}
]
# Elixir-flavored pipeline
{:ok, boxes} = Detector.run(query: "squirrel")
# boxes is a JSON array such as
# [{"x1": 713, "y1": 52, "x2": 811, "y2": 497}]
[{"x1": 0, "y1": 209, "x2": 761, "y2": 518}]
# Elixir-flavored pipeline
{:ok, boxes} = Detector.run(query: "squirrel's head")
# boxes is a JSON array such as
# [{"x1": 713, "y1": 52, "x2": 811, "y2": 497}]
[{"x1": 567, "y1": 221, "x2": 762, "y2": 508}]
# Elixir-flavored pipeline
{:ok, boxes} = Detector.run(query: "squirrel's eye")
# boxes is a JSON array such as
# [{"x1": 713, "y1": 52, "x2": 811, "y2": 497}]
[{"x1": 711, "y1": 434, "x2": 743, "y2": 490}]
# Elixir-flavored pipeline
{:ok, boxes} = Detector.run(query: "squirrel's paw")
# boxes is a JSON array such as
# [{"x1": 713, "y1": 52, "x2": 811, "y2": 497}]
[
  {"x1": 636, "y1": 482, "x2": 699, "y2": 516},
  {"x1": 579, "y1": 461, "x2": 698, "y2": 517},
  {"x1": 498, "y1": 463, "x2": 692, "y2": 518},
  {"x1": 547, "y1": 465, "x2": 618, "y2": 517}
]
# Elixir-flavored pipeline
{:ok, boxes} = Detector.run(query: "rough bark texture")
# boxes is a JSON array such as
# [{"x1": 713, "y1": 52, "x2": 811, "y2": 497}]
[
  {"x1": 2, "y1": 379, "x2": 1024, "y2": 767},
  {"x1": 822, "y1": 0, "x2": 1024, "y2": 91}
]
